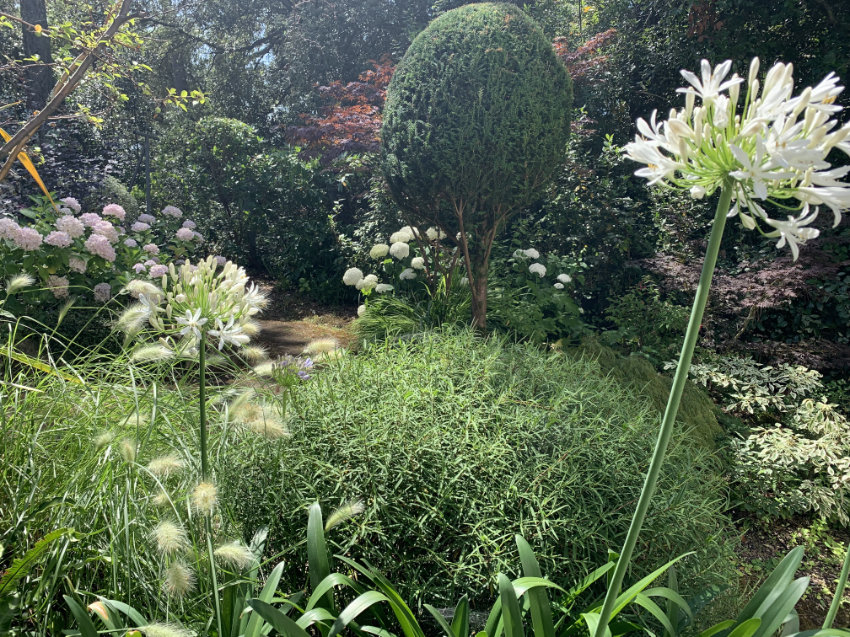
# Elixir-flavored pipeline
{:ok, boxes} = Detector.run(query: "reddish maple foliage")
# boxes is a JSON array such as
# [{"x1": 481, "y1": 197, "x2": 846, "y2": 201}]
[
  {"x1": 287, "y1": 57, "x2": 394, "y2": 162},
  {"x1": 553, "y1": 28, "x2": 617, "y2": 82},
  {"x1": 291, "y1": 30, "x2": 617, "y2": 162}
]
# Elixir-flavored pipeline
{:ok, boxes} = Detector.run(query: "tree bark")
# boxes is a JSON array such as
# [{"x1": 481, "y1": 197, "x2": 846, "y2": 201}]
[{"x1": 20, "y1": 0, "x2": 54, "y2": 113}]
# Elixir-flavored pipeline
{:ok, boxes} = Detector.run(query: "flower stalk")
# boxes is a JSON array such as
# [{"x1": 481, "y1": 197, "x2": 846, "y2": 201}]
[{"x1": 594, "y1": 181, "x2": 732, "y2": 637}]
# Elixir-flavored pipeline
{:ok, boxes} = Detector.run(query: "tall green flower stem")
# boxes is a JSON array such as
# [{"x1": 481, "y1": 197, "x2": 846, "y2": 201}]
[
  {"x1": 197, "y1": 334, "x2": 223, "y2": 637},
  {"x1": 594, "y1": 181, "x2": 733, "y2": 637},
  {"x1": 824, "y1": 543, "x2": 850, "y2": 629}
]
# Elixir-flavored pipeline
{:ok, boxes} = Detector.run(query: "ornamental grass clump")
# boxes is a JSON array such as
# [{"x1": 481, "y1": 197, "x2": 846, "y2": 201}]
[{"x1": 596, "y1": 57, "x2": 850, "y2": 636}]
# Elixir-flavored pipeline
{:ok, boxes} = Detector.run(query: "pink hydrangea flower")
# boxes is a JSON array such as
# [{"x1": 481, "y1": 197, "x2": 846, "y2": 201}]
[
  {"x1": 56, "y1": 215, "x2": 85, "y2": 238},
  {"x1": 181, "y1": 219, "x2": 196, "y2": 230},
  {"x1": 131, "y1": 222, "x2": 150, "y2": 233},
  {"x1": 84, "y1": 233, "x2": 116, "y2": 262},
  {"x1": 124, "y1": 238, "x2": 138, "y2": 248},
  {"x1": 143, "y1": 258, "x2": 158, "y2": 266},
  {"x1": 45, "y1": 230, "x2": 72, "y2": 248},
  {"x1": 93, "y1": 282, "x2": 111, "y2": 303},
  {"x1": 79, "y1": 213, "x2": 102, "y2": 227},
  {"x1": 175, "y1": 227, "x2": 194, "y2": 241},
  {"x1": 102, "y1": 204, "x2": 126, "y2": 221},
  {"x1": 133, "y1": 263, "x2": 146, "y2": 274},
  {"x1": 0, "y1": 217, "x2": 22, "y2": 242},
  {"x1": 69, "y1": 256, "x2": 87, "y2": 273},
  {"x1": 143, "y1": 243, "x2": 160, "y2": 255},
  {"x1": 47, "y1": 275, "x2": 69, "y2": 298},
  {"x1": 149, "y1": 264, "x2": 168, "y2": 278},
  {"x1": 60, "y1": 197, "x2": 82, "y2": 214},
  {"x1": 161, "y1": 205, "x2": 182, "y2": 218},
  {"x1": 15, "y1": 227, "x2": 43, "y2": 251},
  {"x1": 137, "y1": 213, "x2": 156, "y2": 224},
  {"x1": 92, "y1": 220, "x2": 119, "y2": 244}
]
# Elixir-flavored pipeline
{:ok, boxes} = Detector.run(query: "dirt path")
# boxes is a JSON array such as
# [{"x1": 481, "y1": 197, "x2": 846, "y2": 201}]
[{"x1": 254, "y1": 282, "x2": 356, "y2": 357}]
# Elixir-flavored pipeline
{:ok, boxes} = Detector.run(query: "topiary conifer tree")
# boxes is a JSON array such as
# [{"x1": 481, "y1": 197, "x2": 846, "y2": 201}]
[{"x1": 381, "y1": 2, "x2": 573, "y2": 330}]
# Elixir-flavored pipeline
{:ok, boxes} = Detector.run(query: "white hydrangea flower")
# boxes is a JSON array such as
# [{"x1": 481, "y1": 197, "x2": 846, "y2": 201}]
[
  {"x1": 342, "y1": 267, "x2": 364, "y2": 286},
  {"x1": 389, "y1": 228, "x2": 413, "y2": 243},
  {"x1": 356, "y1": 273, "x2": 379, "y2": 291},
  {"x1": 369, "y1": 244, "x2": 389, "y2": 259},
  {"x1": 410, "y1": 256, "x2": 425, "y2": 270},
  {"x1": 528, "y1": 263, "x2": 547, "y2": 277},
  {"x1": 625, "y1": 57, "x2": 850, "y2": 260},
  {"x1": 389, "y1": 242, "x2": 410, "y2": 259},
  {"x1": 523, "y1": 248, "x2": 540, "y2": 259},
  {"x1": 375, "y1": 283, "x2": 394, "y2": 293},
  {"x1": 357, "y1": 304, "x2": 366, "y2": 316},
  {"x1": 399, "y1": 268, "x2": 417, "y2": 280},
  {"x1": 554, "y1": 282, "x2": 565, "y2": 290},
  {"x1": 557, "y1": 273, "x2": 572, "y2": 284}
]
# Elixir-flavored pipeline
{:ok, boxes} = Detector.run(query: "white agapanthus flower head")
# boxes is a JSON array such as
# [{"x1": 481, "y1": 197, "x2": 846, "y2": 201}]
[
  {"x1": 625, "y1": 57, "x2": 850, "y2": 260},
  {"x1": 342, "y1": 267, "x2": 364, "y2": 286},
  {"x1": 117, "y1": 256, "x2": 267, "y2": 351},
  {"x1": 369, "y1": 243, "x2": 389, "y2": 259},
  {"x1": 389, "y1": 242, "x2": 410, "y2": 260},
  {"x1": 528, "y1": 262, "x2": 547, "y2": 277}
]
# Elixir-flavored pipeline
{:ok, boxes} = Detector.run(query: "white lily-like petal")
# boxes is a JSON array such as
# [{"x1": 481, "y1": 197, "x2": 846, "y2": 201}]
[
  {"x1": 764, "y1": 206, "x2": 820, "y2": 261},
  {"x1": 795, "y1": 186, "x2": 850, "y2": 226}
]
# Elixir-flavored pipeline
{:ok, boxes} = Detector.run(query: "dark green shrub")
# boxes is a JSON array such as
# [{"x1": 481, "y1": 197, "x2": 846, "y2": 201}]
[
  {"x1": 381, "y1": 3, "x2": 573, "y2": 329},
  {"x1": 222, "y1": 329, "x2": 736, "y2": 608}
]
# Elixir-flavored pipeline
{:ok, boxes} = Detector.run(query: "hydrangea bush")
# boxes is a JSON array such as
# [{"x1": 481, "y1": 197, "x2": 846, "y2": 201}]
[{"x1": 0, "y1": 196, "x2": 204, "y2": 317}]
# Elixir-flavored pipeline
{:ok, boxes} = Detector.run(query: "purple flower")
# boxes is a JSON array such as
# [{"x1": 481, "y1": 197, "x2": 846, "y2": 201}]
[
  {"x1": 149, "y1": 264, "x2": 168, "y2": 278},
  {"x1": 47, "y1": 275, "x2": 69, "y2": 298},
  {"x1": 92, "y1": 220, "x2": 119, "y2": 244},
  {"x1": 137, "y1": 213, "x2": 156, "y2": 224},
  {"x1": 0, "y1": 218, "x2": 22, "y2": 242},
  {"x1": 161, "y1": 205, "x2": 182, "y2": 218},
  {"x1": 143, "y1": 243, "x2": 160, "y2": 255},
  {"x1": 131, "y1": 222, "x2": 150, "y2": 233},
  {"x1": 69, "y1": 256, "x2": 87, "y2": 273},
  {"x1": 181, "y1": 219, "x2": 196, "y2": 230},
  {"x1": 124, "y1": 238, "x2": 138, "y2": 248},
  {"x1": 175, "y1": 227, "x2": 194, "y2": 241},
  {"x1": 133, "y1": 263, "x2": 146, "y2": 273}
]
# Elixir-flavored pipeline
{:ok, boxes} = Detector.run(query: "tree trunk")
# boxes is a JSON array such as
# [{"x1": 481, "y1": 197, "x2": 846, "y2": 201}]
[
  {"x1": 470, "y1": 257, "x2": 489, "y2": 331},
  {"x1": 20, "y1": 0, "x2": 54, "y2": 114}
]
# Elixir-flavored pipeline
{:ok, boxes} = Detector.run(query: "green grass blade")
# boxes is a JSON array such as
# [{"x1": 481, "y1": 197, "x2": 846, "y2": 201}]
[
  {"x1": 63, "y1": 595, "x2": 98, "y2": 637},
  {"x1": 308, "y1": 502, "x2": 335, "y2": 612},
  {"x1": 499, "y1": 573, "x2": 524, "y2": 637},
  {"x1": 425, "y1": 604, "x2": 458, "y2": 637},
  {"x1": 328, "y1": 591, "x2": 390, "y2": 637},
  {"x1": 0, "y1": 528, "x2": 72, "y2": 597},
  {"x1": 634, "y1": 593, "x2": 677, "y2": 637},
  {"x1": 728, "y1": 618, "x2": 762, "y2": 637},
  {"x1": 245, "y1": 561, "x2": 285, "y2": 637},
  {"x1": 452, "y1": 595, "x2": 470, "y2": 637},
  {"x1": 306, "y1": 573, "x2": 363, "y2": 611},
  {"x1": 736, "y1": 547, "x2": 803, "y2": 624},
  {"x1": 516, "y1": 536, "x2": 555, "y2": 637},
  {"x1": 248, "y1": 599, "x2": 311, "y2": 637},
  {"x1": 295, "y1": 607, "x2": 336, "y2": 630}
]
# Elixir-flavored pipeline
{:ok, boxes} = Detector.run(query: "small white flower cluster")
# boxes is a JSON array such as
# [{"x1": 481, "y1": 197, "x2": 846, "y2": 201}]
[
  {"x1": 513, "y1": 247, "x2": 574, "y2": 289},
  {"x1": 119, "y1": 256, "x2": 267, "y2": 351},
  {"x1": 625, "y1": 58, "x2": 850, "y2": 260}
]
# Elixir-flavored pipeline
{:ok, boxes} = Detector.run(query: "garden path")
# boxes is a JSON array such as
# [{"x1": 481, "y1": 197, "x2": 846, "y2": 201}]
[{"x1": 253, "y1": 281, "x2": 356, "y2": 357}]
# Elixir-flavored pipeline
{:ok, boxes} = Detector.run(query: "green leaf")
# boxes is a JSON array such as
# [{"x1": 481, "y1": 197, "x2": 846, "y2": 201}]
[
  {"x1": 728, "y1": 618, "x2": 762, "y2": 637},
  {"x1": 499, "y1": 574, "x2": 524, "y2": 637},
  {"x1": 0, "y1": 528, "x2": 72, "y2": 597},
  {"x1": 248, "y1": 599, "x2": 311, "y2": 637},
  {"x1": 425, "y1": 604, "x2": 458, "y2": 637},
  {"x1": 307, "y1": 503, "x2": 334, "y2": 612},
  {"x1": 736, "y1": 547, "x2": 803, "y2": 625},
  {"x1": 516, "y1": 536, "x2": 555, "y2": 637},
  {"x1": 244, "y1": 561, "x2": 285, "y2": 637},
  {"x1": 700, "y1": 620, "x2": 736, "y2": 637},
  {"x1": 452, "y1": 595, "x2": 470, "y2": 637},
  {"x1": 63, "y1": 595, "x2": 98, "y2": 637},
  {"x1": 328, "y1": 591, "x2": 390, "y2": 637}
]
